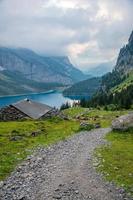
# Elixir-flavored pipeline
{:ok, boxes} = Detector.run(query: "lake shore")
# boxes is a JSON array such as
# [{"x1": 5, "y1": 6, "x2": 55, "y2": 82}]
[
  {"x1": 0, "y1": 90, "x2": 55, "y2": 98},
  {"x1": 0, "y1": 91, "x2": 75, "y2": 109}
]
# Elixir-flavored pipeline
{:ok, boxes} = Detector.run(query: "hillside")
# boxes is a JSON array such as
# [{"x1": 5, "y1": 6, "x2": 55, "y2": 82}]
[
  {"x1": 0, "y1": 70, "x2": 63, "y2": 96},
  {"x1": 63, "y1": 77, "x2": 101, "y2": 98},
  {"x1": 0, "y1": 47, "x2": 86, "y2": 85},
  {"x1": 111, "y1": 71, "x2": 133, "y2": 93},
  {"x1": 85, "y1": 61, "x2": 114, "y2": 77},
  {"x1": 114, "y1": 31, "x2": 133, "y2": 74},
  {"x1": 80, "y1": 30, "x2": 133, "y2": 108},
  {"x1": 100, "y1": 30, "x2": 133, "y2": 91}
]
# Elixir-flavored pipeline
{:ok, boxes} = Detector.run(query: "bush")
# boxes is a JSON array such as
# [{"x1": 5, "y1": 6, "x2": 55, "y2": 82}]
[
  {"x1": 104, "y1": 104, "x2": 120, "y2": 111},
  {"x1": 79, "y1": 123, "x2": 94, "y2": 131}
]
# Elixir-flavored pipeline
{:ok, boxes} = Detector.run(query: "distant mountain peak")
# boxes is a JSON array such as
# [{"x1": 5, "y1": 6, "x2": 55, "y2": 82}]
[
  {"x1": 85, "y1": 61, "x2": 114, "y2": 77},
  {"x1": 0, "y1": 47, "x2": 86, "y2": 85},
  {"x1": 115, "y1": 30, "x2": 133, "y2": 75},
  {"x1": 129, "y1": 30, "x2": 133, "y2": 43}
]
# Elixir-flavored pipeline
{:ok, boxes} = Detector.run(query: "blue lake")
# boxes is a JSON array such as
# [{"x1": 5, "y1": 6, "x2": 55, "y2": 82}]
[{"x1": 0, "y1": 91, "x2": 82, "y2": 108}]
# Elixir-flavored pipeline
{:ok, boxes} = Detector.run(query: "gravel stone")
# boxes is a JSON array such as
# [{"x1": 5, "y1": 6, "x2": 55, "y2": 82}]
[{"x1": 0, "y1": 128, "x2": 132, "y2": 200}]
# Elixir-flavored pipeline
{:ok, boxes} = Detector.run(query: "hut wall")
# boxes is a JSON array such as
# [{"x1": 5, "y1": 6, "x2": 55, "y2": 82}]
[{"x1": 0, "y1": 106, "x2": 28, "y2": 121}]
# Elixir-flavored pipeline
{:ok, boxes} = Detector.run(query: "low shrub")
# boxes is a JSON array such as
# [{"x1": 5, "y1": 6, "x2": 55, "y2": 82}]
[{"x1": 79, "y1": 123, "x2": 94, "y2": 131}]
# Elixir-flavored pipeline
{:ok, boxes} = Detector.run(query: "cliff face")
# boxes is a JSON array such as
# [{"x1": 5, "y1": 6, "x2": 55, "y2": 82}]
[
  {"x1": 99, "y1": 31, "x2": 133, "y2": 92},
  {"x1": 115, "y1": 30, "x2": 133, "y2": 75},
  {"x1": 0, "y1": 47, "x2": 86, "y2": 85},
  {"x1": 89, "y1": 30, "x2": 133, "y2": 108}
]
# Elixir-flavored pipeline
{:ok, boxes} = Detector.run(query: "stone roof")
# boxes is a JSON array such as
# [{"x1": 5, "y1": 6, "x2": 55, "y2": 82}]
[{"x1": 11, "y1": 99, "x2": 53, "y2": 119}]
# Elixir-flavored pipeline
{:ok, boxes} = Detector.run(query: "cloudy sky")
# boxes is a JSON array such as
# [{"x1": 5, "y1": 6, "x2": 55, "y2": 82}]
[{"x1": 0, "y1": 0, "x2": 133, "y2": 70}]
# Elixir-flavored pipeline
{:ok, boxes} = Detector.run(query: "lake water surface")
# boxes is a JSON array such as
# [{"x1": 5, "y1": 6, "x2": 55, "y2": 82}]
[{"x1": 0, "y1": 91, "x2": 79, "y2": 108}]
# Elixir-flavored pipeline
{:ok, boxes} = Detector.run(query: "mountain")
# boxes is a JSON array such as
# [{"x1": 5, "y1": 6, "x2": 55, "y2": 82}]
[
  {"x1": 85, "y1": 61, "x2": 114, "y2": 77},
  {"x1": 0, "y1": 47, "x2": 86, "y2": 85},
  {"x1": 111, "y1": 71, "x2": 133, "y2": 94},
  {"x1": 0, "y1": 70, "x2": 63, "y2": 96},
  {"x1": 88, "y1": 30, "x2": 133, "y2": 108},
  {"x1": 114, "y1": 31, "x2": 133, "y2": 75},
  {"x1": 101, "y1": 30, "x2": 133, "y2": 91},
  {"x1": 63, "y1": 77, "x2": 101, "y2": 98}
]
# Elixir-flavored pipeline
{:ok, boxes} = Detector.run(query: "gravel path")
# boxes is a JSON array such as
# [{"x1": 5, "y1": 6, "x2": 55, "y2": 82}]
[{"x1": 0, "y1": 128, "x2": 132, "y2": 200}]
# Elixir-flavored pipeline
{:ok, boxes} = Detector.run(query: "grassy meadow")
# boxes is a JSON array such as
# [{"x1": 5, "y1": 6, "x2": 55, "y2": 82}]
[
  {"x1": 63, "y1": 107, "x2": 128, "y2": 127},
  {"x1": 0, "y1": 117, "x2": 80, "y2": 180},
  {"x1": 95, "y1": 128, "x2": 133, "y2": 195},
  {"x1": 0, "y1": 106, "x2": 132, "y2": 196}
]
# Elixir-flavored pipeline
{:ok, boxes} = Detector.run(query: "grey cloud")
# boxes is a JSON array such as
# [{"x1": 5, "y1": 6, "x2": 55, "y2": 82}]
[{"x1": 0, "y1": 0, "x2": 133, "y2": 69}]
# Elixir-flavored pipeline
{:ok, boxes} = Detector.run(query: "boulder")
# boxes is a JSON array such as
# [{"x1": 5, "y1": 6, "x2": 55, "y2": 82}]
[
  {"x1": 94, "y1": 123, "x2": 101, "y2": 129},
  {"x1": 10, "y1": 136, "x2": 23, "y2": 141},
  {"x1": 112, "y1": 113, "x2": 133, "y2": 131}
]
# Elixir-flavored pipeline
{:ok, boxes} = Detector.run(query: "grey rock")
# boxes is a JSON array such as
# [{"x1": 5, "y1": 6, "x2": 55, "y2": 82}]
[
  {"x1": 0, "y1": 47, "x2": 86, "y2": 85},
  {"x1": 119, "y1": 188, "x2": 125, "y2": 194},
  {"x1": 0, "y1": 181, "x2": 4, "y2": 188},
  {"x1": 114, "y1": 30, "x2": 133, "y2": 75},
  {"x1": 53, "y1": 194, "x2": 62, "y2": 199},
  {"x1": 10, "y1": 136, "x2": 23, "y2": 141},
  {"x1": 94, "y1": 123, "x2": 101, "y2": 129},
  {"x1": 112, "y1": 113, "x2": 133, "y2": 131}
]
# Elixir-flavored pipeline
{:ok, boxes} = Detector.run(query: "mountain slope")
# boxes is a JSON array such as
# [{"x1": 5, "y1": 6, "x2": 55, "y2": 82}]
[
  {"x1": 0, "y1": 47, "x2": 86, "y2": 85},
  {"x1": 102, "y1": 30, "x2": 133, "y2": 92},
  {"x1": 114, "y1": 31, "x2": 133, "y2": 75},
  {"x1": 63, "y1": 77, "x2": 101, "y2": 97},
  {"x1": 85, "y1": 61, "x2": 114, "y2": 77},
  {"x1": 0, "y1": 70, "x2": 63, "y2": 96},
  {"x1": 111, "y1": 71, "x2": 133, "y2": 93},
  {"x1": 88, "y1": 30, "x2": 133, "y2": 108}
]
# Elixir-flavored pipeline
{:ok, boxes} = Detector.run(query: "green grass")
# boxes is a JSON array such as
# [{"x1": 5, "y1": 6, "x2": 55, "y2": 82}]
[
  {"x1": 0, "y1": 106, "x2": 132, "y2": 191},
  {"x1": 111, "y1": 71, "x2": 133, "y2": 93},
  {"x1": 63, "y1": 107, "x2": 128, "y2": 127},
  {"x1": 0, "y1": 117, "x2": 80, "y2": 180},
  {"x1": 86, "y1": 109, "x2": 128, "y2": 127},
  {"x1": 95, "y1": 129, "x2": 133, "y2": 194},
  {"x1": 63, "y1": 107, "x2": 88, "y2": 118}
]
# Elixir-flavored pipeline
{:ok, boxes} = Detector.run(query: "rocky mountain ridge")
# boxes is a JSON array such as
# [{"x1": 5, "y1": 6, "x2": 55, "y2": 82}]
[
  {"x1": 0, "y1": 47, "x2": 86, "y2": 85},
  {"x1": 88, "y1": 30, "x2": 133, "y2": 108},
  {"x1": 0, "y1": 70, "x2": 63, "y2": 96},
  {"x1": 114, "y1": 30, "x2": 133, "y2": 75},
  {"x1": 63, "y1": 30, "x2": 133, "y2": 99}
]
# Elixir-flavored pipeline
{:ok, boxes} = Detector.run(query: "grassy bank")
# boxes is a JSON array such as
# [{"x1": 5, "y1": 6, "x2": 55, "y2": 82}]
[
  {"x1": 63, "y1": 107, "x2": 128, "y2": 127},
  {"x1": 0, "y1": 117, "x2": 80, "y2": 180},
  {"x1": 95, "y1": 129, "x2": 133, "y2": 195}
]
